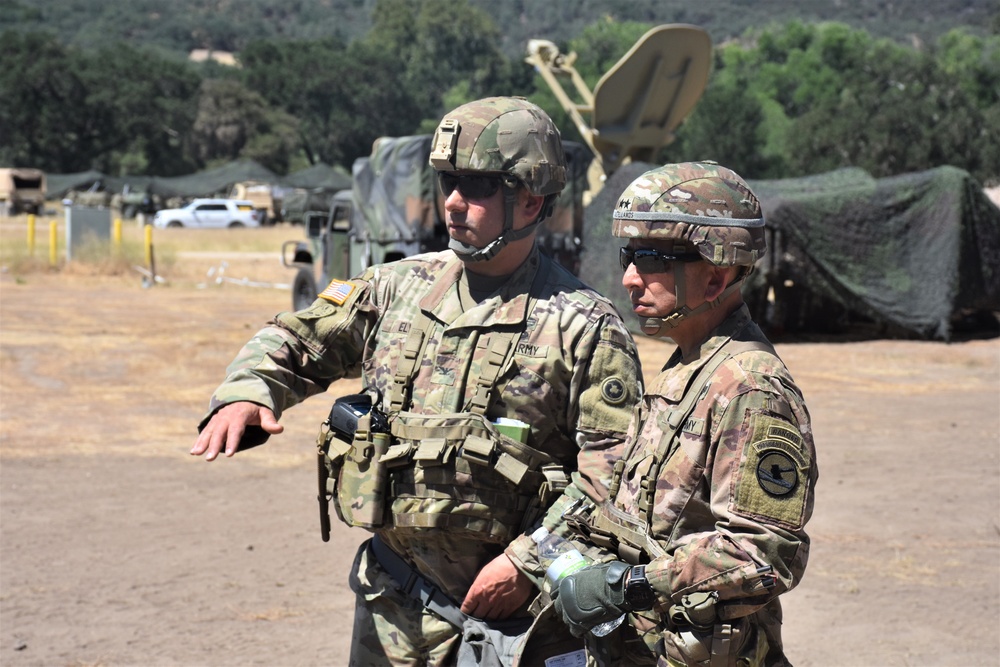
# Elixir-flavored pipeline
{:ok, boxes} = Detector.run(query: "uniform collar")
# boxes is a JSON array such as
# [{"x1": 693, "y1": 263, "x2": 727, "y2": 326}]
[
  {"x1": 419, "y1": 246, "x2": 542, "y2": 327},
  {"x1": 650, "y1": 304, "x2": 754, "y2": 401}
]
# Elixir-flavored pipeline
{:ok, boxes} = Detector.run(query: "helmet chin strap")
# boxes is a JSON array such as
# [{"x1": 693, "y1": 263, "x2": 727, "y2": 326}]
[
  {"x1": 638, "y1": 264, "x2": 747, "y2": 338},
  {"x1": 450, "y1": 181, "x2": 547, "y2": 263}
]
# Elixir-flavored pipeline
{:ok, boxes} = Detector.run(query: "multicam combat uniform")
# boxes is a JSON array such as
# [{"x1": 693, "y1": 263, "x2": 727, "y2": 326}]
[
  {"x1": 571, "y1": 304, "x2": 815, "y2": 666},
  {"x1": 549, "y1": 162, "x2": 817, "y2": 666},
  {"x1": 204, "y1": 245, "x2": 642, "y2": 664}
]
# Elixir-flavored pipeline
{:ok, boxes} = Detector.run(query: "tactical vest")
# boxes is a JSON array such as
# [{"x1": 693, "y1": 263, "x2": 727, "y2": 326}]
[
  {"x1": 320, "y1": 261, "x2": 570, "y2": 545},
  {"x1": 566, "y1": 339, "x2": 771, "y2": 565},
  {"x1": 563, "y1": 338, "x2": 774, "y2": 667}
]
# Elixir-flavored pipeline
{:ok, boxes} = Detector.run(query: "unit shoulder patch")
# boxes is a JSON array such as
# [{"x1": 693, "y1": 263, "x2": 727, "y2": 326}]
[{"x1": 732, "y1": 412, "x2": 810, "y2": 529}]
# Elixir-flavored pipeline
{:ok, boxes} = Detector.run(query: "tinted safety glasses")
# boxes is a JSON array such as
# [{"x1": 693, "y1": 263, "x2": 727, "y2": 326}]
[
  {"x1": 437, "y1": 172, "x2": 503, "y2": 200},
  {"x1": 619, "y1": 246, "x2": 702, "y2": 273}
]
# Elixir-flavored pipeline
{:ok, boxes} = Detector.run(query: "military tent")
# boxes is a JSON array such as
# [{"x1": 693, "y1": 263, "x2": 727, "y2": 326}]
[
  {"x1": 580, "y1": 164, "x2": 1000, "y2": 341},
  {"x1": 46, "y1": 170, "x2": 115, "y2": 198},
  {"x1": 149, "y1": 159, "x2": 277, "y2": 198},
  {"x1": 281, "y1": 163, "x2": 352, "y2": 191},
  {"x1": 45, "y1": 159, "x2": 279, "y2": 201}
]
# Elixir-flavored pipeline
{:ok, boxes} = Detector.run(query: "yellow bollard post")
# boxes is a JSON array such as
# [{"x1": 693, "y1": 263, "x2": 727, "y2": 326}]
[
  {"x1": 144, "y1": 224, "x2": 153, "y2": 268},
  {"x1": 49, "y1": 221, "x2": 57, "y2": 267},
  {"x1": 113, "y1": 217, "x2": 122, "y2": 250},
  {"x1": 27, "y1": 214, "x2": 36, "y2": 256}
]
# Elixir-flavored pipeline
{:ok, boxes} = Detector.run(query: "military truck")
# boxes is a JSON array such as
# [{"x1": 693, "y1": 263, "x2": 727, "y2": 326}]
[
  {"x1": 1, "y1": 168, "x2": 46, "y2": 216},
  {"x1": 281, "y1": 24, "x2": 712, "y2": 310},
  {"x1": 115, "y1": 183, "x2": 160, "y2": 220}
]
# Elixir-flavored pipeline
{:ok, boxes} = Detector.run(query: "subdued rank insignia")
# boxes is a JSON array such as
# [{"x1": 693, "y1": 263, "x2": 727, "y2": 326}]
[
  {"x1": 733, "y1": 412, "x2": 810, "y2": 528},
  {"x1": 319, "y1": 279, "x2": 356, "y2": 305},
  {"x1": 601, "y1": 377, "x2": 627, "y2": 405}
]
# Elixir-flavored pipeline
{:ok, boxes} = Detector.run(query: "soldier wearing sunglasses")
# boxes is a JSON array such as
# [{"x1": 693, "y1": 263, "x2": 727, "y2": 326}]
[
  {"x1": 191, "y1": 97, "x2": 643, "y2": 665},
  {"x1": 551, "y1": 163, "x2": 818, "y2": 667}
]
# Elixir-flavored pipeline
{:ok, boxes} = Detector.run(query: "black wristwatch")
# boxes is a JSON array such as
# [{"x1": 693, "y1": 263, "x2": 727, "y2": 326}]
[{"x1": 623, "y1": 564, "x2": 656, "y2": 611}]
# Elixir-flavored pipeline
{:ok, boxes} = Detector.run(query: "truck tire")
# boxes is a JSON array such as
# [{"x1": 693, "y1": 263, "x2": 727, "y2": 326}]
[{"x1": 292, "y1": 267, "x2": 318, "y2": 311}]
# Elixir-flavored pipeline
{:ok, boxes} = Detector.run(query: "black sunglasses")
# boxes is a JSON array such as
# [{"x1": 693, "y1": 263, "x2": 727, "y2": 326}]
[
  {"x1": 619, "y1": 246, "x2": 702, "y2": 273},
  {"x1": 437, "y1": 172, "x2": 503, "y2": 200}
]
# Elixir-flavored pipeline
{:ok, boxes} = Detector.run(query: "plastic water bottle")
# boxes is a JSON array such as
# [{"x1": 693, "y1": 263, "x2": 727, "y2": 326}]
[
  {"x1": 531, "y1": 527, "x2": 590, "y2": 593},
  {"x1": 591, "y1": 613, "x2": 625, "y2": 637},
  {"x1": 530, "y1": 528, "x2": 625, "y2": 637}
]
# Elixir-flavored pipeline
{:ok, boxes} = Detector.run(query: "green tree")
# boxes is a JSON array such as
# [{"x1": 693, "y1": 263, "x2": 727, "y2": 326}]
[
  {"x1": 669, "y1": 66, "x2": 778, "y2": 177},
  {"x1": 0, "y1": 32, "x2": 202, "y2": 174},
  {"x1": 0, "y1": 31, "x2": 93, "y2": 171},
  {"x1": 366, "y1": 0, "x2": 520, "y2": 124},
  {"x1": 694, "y1": 21, "x2": 1000, "y2": 182},
  {"x1": 82, "y1": 41, "x2": 201, "y2": 175},
  {"x1": 187, "y1": 78, "x2": 301, "y2": 173}
]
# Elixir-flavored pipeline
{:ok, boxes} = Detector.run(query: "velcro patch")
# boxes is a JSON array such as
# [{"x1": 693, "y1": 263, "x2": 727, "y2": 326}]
[
  {"x1": 319, "y1": 279, "x2": 356, "y2": 305},
  {"x1": 515, "y1": 342, "x2": 548, "y2": 358},
  {"x1": 733, "y1": 412, "x2": 809, "y2": 529}
]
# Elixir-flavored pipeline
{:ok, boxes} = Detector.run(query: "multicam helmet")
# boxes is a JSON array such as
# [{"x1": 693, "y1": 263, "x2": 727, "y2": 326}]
[
  {"x1": 612, "y1": 162, "x2": 766, "y2": 266},
  {"x1": 613, "y1": 162, "x2": 766, "y2": 338},
  {"x1": 429, "y1": 96, "x2": 566, "y2": 197},
  {"x1": 430, "y1": 97, "x2": 567, "y2": 262}
]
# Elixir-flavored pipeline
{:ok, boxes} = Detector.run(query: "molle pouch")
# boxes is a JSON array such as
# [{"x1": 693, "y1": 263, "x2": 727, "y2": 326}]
[
  {"x1": 317, "y1": 420, "x2": 353, "y2": 540},
  {"x1": 336, "y1": 415, "x2": 390, "y2": 529}
]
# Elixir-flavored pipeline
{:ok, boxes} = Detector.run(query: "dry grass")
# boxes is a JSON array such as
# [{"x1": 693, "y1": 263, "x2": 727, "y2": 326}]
[{"x1": 1, "y1": 209, "x2": 303, "y2": 286}]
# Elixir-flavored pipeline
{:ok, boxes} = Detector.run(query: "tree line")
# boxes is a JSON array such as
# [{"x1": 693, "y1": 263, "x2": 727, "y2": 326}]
[{"x1": 1, "y1": 0, "x2": 997, "y2": 184}]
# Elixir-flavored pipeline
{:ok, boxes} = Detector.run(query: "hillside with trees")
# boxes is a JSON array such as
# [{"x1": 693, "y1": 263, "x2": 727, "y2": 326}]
[
  {"x1": 1, "y1": 0, "x2": 997, "y2": 185},
  {"x1": 5, "y1": 0, "x2": 998, "y2": 56}
]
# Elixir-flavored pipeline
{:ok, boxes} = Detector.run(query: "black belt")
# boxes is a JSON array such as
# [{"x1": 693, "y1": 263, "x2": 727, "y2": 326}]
[{"x1": 370, "y1": 534, "x2": 468, "y2": 629}]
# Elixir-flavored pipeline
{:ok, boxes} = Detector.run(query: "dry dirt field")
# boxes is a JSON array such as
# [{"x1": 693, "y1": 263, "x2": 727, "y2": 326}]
[{"x1": 1, "y1": 223, "x2": 998, "y2": 667}]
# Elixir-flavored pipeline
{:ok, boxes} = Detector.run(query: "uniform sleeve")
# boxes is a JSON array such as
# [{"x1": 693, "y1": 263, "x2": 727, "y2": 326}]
[
  {"x1": 505, "y1": 313, "x2": 643, "y2": 584},
  {"x1": 645, "y1": 381, "x2": 817, "y2": 612},
  {"x1": 200, "y1": 275, "x2": 376, "y2": 426}
]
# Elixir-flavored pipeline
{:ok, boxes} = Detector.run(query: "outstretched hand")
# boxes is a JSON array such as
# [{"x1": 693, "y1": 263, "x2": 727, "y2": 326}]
[{"x1": 190, "y1": 402, "x2": 283, "y2": 461}]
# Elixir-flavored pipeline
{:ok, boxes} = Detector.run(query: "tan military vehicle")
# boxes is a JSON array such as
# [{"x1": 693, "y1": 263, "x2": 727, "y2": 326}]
[
  {"x1": 229, "y1": 180, "x2": 281, "y2": 225},
  {"x1": 1, "y1": 168, "x2": 47, "y2": 215}
]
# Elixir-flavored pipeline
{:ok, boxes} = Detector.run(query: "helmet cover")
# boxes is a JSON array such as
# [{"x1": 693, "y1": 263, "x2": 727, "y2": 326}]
[
  {"x1": 612, "y1": 162, "x2": 766, "y2": 266},
  {"x1": 429, "y1": 97, "x2": 566, "y2": 197}
]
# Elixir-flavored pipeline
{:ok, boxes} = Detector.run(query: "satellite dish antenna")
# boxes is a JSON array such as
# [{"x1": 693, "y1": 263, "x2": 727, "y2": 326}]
[{"x1": 526, "y1": 24, "x2": 712, "y2": 199}]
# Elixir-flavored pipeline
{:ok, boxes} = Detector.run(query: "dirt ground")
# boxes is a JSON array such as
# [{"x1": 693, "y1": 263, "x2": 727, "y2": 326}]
[{"x1": 1, "y1": 252, "x2": 998, "y2": 667}]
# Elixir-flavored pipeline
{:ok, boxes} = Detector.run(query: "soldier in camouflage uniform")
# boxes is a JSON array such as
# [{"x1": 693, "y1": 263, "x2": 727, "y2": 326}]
[
  {"x1": 191, "y1": 97, "x2": 643, "y2": 666},
  {"x1": 550, "y1": 162, "x2": 818, "y2": 666}
]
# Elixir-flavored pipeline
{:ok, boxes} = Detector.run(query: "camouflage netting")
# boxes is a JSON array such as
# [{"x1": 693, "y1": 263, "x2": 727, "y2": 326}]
[
  {"x1": 581, "y1": 164, "x2": 1000, "y2": 341},
  {"x1": 282, "y1": 163, "x2": 352, "y2": 191}
]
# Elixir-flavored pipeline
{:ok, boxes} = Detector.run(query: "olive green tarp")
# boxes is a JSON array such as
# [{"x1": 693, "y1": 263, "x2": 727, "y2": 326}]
[
  {"x1": 281, "y1": 162, "x2": 352, "y2": 191},
  {"x1": 45, "y1": 160, "x2": 279, "y2": 199},
  {"x1": 580, "y1": 164, "x2": 1000, "y2": 341}
]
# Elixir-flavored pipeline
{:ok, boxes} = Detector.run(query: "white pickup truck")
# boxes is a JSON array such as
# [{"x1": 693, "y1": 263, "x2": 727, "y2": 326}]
[{"x1": 152, "y1": 199, "x2": 262, "y2": 229}]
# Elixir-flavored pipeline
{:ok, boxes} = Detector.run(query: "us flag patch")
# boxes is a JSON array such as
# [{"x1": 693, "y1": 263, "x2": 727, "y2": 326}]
[{"x1": 319, "y1": 279, "x2": 356, "y2": 305}]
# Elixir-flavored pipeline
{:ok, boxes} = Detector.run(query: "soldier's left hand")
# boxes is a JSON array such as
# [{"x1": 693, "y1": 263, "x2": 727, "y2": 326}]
[{"x1": 553, "y1": 561, "x2": 630, "y2": 637}]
